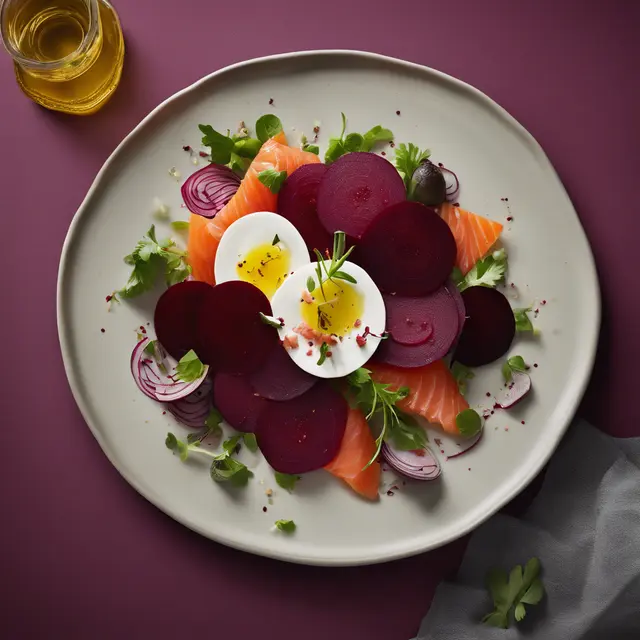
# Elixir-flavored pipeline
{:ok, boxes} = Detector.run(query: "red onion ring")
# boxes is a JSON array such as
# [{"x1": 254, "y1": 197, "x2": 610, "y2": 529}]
[{"x1": 181, "y1": 163, "x2": 241, "y2": 218}]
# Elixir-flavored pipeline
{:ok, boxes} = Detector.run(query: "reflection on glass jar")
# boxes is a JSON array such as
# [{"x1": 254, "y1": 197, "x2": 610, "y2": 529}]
[{"x1": 0, "y1": 0, "x2": 124, "y2": 115}]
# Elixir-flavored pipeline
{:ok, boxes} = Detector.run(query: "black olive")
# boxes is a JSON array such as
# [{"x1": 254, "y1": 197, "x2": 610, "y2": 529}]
[{"x1": 411, "y1": 160, "x2": 446, "y2": 206}]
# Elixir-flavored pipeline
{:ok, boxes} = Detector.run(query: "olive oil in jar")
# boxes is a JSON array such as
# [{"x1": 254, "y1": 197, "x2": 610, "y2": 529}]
[{"x1": 0, "y1": 0, "x2": 124, "y2": 114}]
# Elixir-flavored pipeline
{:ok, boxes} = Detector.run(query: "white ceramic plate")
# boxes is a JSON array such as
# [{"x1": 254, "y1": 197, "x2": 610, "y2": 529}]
[{"x1": 57, "y1": 51, "x2": 599, "y2": 566}]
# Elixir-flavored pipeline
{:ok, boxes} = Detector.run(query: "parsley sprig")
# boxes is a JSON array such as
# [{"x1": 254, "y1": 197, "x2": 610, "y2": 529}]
[
  {"x1": 120, "y1": 225, "x2": 191, "y2": 298},
  {"x1": 394, "y1": 142, "x2": 431, "y2": 192},
  {"x1": 346, "y1": 367, "x2": 428, "y2": 469},
  {"x1": 483, "y1": 557, "x2": 545, "y2": 628}
]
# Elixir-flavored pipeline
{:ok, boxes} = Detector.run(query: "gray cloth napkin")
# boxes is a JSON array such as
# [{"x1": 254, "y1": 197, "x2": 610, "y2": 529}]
[{"x1": 415, "y1": 421, "x2": 640, "y2": 639}]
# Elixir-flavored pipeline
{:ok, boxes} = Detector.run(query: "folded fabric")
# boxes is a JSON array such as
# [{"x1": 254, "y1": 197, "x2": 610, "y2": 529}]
[{"x1": 414, "y1": 421, "x2": 640, "y2": 639}]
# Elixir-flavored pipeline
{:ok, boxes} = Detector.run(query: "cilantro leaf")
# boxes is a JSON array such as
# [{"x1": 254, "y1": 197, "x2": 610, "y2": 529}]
[
  {"x1": 274, "y1": 472, "x2": 300, "y2": 492},
  {"x1": 275, "y1": 519, "x2": 296, "y2": 533},
  {"x1": 451, "y1": 361, "x2": 475, "y2": 395},
  {"x1": 502, "y1": 355, "x2": 527, "y2": 382},
  {"x1": 482, "y1": 557, "x2": 545, "y2": 628},
  {"x1": 455, "y1": 409, "x2": 482, "y2": 438},
  {"x1": 258, "y1": 169, "x2": 288, "y2": 193},
  {"x1": 198, "y1": 124, "x2": 235, "y2": 164},
  {"x1": 459, "y1": 249, "x2": 508, "y2": 292},
  {"x1": 119, "y1": 225, "x2": 190, "y2": 298},
  {"x1": 514, "y1": 306, "x2": 539, "y2": 334},
  {"x1": 243, "y1": 433, "x2": 259, "y2": 452},
  {"x1": 255, "y1": 114, "x2": 283, "y2": 143},
  {"x1": 175, "y1": 350, "x2": 205, "y2": 382},
  {"x1": 394, "y1": 142, "x2": 431, "y2": 190}
]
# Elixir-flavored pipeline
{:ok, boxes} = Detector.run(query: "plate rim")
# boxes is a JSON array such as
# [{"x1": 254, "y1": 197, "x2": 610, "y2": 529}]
[{"x1": 57, "y1": 49, "x2": 601, "y2": 566}]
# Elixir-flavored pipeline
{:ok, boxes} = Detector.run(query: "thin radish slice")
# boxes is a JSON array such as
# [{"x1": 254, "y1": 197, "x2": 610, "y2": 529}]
[
  {"x1": 355, "y1": 201, "x2": 457, "y2": 296},
  {"x1": 277, "y1": 164, "x2": 333, "y2": 256},
  {"x1": 453, "y1": 287, "x2": 515, "y2": 366},
  {"x1": 167, "y1": 376, "x2": 214, "y2": 428},
  {"x1": 435, "y1": 425, "x2": 484, "y2": 460},
  {"x1": 154, "y1": 281, "x2": 214, "y2": 361},
  {"x1": 381, "y1": 443, "x2": 441, "y2": 480},
  {"x1": 213, "y1": 373, "x2": 267, "y2": 433},
  {"x1": 317, "y1": 152, "x2": 405, "y2": 239},
  {"x1": 196, "y1": 281, "x2": 278, "y2": 374},
  {"x1": 181, "y1": 163, "x2": 241, "y2": 219},
  {"x1": 495, "y1": 371, "x2": 532, "y2": 409},
  {"x1": 130, "y1": 337, "x2": 209, "y2": 403},
  {"x1": 248, "y1": 345, "x2": 317, "y2": 401},
  {"x1": 256, "y1": 382, "x2": 348, "y2": 474}
]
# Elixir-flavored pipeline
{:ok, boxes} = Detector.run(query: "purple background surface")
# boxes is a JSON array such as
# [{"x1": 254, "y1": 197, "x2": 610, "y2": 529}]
[{"x1": 2, "y1": 1, "x2": 638, "y2": 638}]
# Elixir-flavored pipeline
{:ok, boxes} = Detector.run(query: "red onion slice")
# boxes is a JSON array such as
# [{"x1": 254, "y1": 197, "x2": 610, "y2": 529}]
[
  {"x1": 181, "y1": 163, "x2": 241, "y2": 218},
  {"x1": 130, "y1": 338, "x2": 209, "y2": 403},
  {"x1": 167, "y1": 375, "x2": 213, "y2": 428},
  {"x1": 381, "y1": 443, "x2": 441, "y2": 480}
]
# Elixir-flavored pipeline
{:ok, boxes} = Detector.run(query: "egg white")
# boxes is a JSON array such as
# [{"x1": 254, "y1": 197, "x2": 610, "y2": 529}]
[
  {"x1": 214, "y1": 211, "x2": 310, "y2": 295},
  {"x1": 270, "y1": 261, "x2": 386, "y2": 379}
]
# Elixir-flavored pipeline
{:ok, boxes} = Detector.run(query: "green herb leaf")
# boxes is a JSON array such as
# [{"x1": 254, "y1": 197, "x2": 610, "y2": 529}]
[
  {"x1": 199, "y1": 124, "x2": 235, "y2": 164},
  {"x1": 205, "y1": 407, "x2": 223, "y2": 431},
  {"x1": 482, "y1": 558, "x2": 544, "y2": 628},
  {"x1": 303, "y1": 144, "x2": 319, "y2": 155},
  {"x1": 317, "y1": 342, "x2": 330, "y2": 365},
  {"x1": 325, "y1": 138, "x2": 345, "y2": 164},
  {"x1": 274, "y1": 472, "x2": 300, "y2": 492},
  {"x1": 459, "y1": 249, "x2": 508, "y2": 292},
  {"x1": 259, "y1": 312, "x2": 283, "y2": 329},
  {"x1": 258, "y1": 168, "x2": 288, "y2": 193},
  {"x1": 272, "y1": 234, "x2": 280, "y2": 245},
  {"x1": 514, "y1": 306, "x2": 538, "y2": 334},
  {"x1": 394, "y1": 142, "x2": 431, "y2": 190},
  {"x1": 306, "y1": 276, "x2": 316, "y2": 292},
  {"x1": 390, "y1": 412, "x2": 428, "y2": 450},
  {"x1": 171, "y1": 220, "x2": 190, "y2": 231},
  {"x1": 455, "y1": 408, "x2": 482, "y2": 438},
  {"x1": 233, "y1": 137, "x2": 262, "y2": 158},
  {"x1": 332, "y1": 270, "x2": 357, "y2": 284},
  {"x1": 275, "y1": 519, "x2": 296, "y2": 533},
  {"x1": 255, "y1": 114, "x2": 283, "y2": 143},
  {"x1": 175, "y1": 349, "x2": 205, "y2": 382},
  {"x1": 143, "y1": 339, "x2": 157, "y2": 356},
  {"x1": 243, "y1": 433, "x2": 259, "y2": 453},
  {"x1": 451, "y1": 266, "x2": 465, "y2": 288},
  {"x1": 362, "y1": 125, "x2": 394, "y2": 151},
  {"x1": 343, "y1": 132, "x2": 364, "y2": 152},
  {"x1": 210, "y1": 456, "x2": 253, "y2": 486},
  {"x1": 451, "y1": 361, "x2": 475, "y2": 395},
  {"x1": 502, "y1": 355, "x2": 528, "y2": 382},
  {"x1": 222, "y1": 435, "x2": 243, "y2": 455},
  {"x1": 165, "y1": 432, "x2": 189, "y2": 462}
]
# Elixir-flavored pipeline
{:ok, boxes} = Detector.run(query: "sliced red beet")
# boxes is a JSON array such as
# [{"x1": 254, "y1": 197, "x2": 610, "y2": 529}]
[
  {"x1": 356, "y1": 201, "x2": 457, "y2": 296},
  {"x1": 248, "y1": 345, "x2": 317, "y2": 401},
  {"x1": 277, "y1": 164, "x2": 333, "y2": 256},
  {"x1": 256, "y1": 382, "x2": 348, "y2": 474},
  {"x1": 154, "y1": 281, "x2": 215, "y2": 361},
  {"x1": 317, "y1": 152, "x2": 405, "y2": 239},
  {"x1": 213, "y1": 373, "x2": 267, "y2": 432},
  {"x1": 197, "y1": 281, "x2": 278, "y2": 374},
  {"x1": 375, "y1": 286, "x2": 460, "y2": 368},
  {"x1": 453, "y1": 286, "x2": 516, "y2": 366}
]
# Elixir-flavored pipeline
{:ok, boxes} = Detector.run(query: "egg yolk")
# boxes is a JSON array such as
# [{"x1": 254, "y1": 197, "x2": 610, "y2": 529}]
[
  {"x1": 236, "y1": 243, "x2": 290, "y2": 299},
  {"x1": 300, "y1": 279, "x2": 364, "y2": 337}
]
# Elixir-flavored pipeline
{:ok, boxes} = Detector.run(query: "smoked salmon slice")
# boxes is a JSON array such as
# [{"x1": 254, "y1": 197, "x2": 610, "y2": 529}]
[
  {"x1": 325, "y1": 408, "x2": 380, "y2": 500},
  {"x1": 187, "y1": 134, "x2": 321, "y2": 285},
  {"x1": 440, "y1": 202, "x2": 503, "y2": 276},
  {"x1": 367, "y1": 360, "x2": 468, "y2": 435}
]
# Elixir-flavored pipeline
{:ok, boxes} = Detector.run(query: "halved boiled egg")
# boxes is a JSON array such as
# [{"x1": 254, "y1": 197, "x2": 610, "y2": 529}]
[
  {"x1": 214, "y1": 212, "x2": 310, "y2": 299},
  {"x1": 270, "y1": 260, "x2": 386, "y2": 378}
]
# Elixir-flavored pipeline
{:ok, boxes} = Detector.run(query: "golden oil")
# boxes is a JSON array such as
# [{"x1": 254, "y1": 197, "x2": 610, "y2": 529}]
[{"x1": 1, "y1": 0, "x2": 124, "y2": 114}]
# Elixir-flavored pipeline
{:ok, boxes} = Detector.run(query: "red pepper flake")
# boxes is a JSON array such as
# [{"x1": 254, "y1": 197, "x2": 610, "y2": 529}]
[
  {"x1": 468, "y1": 467, "x2": 471, "y2": 471},
  {"x1": 105, "y1": 294, "x2": 113, "y2": 302},
  {"x1": 381, "y1": 151, "x2": 386, "y2": 156},
  {"x1": 533, "y1": 363, "x2": 538, "y2": 368},
  {"x1": 139, "y1": 326, "x2": 147, "y2": 334},
  {"x1": 486, "y1": 392, "x2": 491, "y2": 397},
  {"x1": 505, "y1": 427, "x2": 509, "y2": 431},
  {"x1": 182, "y1": 145, "x2": 192, "y2": 152},
  {"x1": 521, "y1": 420, "x2": 526, "y2": 425},
  {"x1": 356, "y1": 334, "x2": 367, "y2": 348},
  {"x1": 162, "y1": 411, "x2": 166, "y2": 415},
  {"x1": 308, "y1": 341, "x2": 313, "y2": 347},
  {"x1": 493, "y1": 402, "x2": 501, "y2": 410},
  {"x1": 395, "y1": 110, "x2": 401, "y2": 115},
  {"x1": 199, "y1": 151, "x2": 209, "y2": 158},
  {"x1": 306, "y1": 349, "x2": 313, "y2": 356},
  {"x1": 390, "y1": 141, "x2": 395, "y2": 148},
  {"x1": 268, "y1": 98, "x2": 274, "y2": 105},
  {"x1": 354, "y1": 319, "x2": 362, "y2": 328},
  {"x1": 326, "y1": 351, "x2": 333, "y2": 358},
  {"x1": 490, "y1": 410, "x2": 494, "y2": 415},
  {"x1": 506, "y1": 216, "x2": 513, "y2": 222},
  {"x1": 313, "y1": 126, "x2": 320, "y2": 134},
  {"x1": 453, "y1": 202, "x2": 460, "y2": 207},
  {"x1": 541, "y1": 300, "x2": 547, "y2": 305},
  {"x1": 440, "y1": 449, "x2": 445, "y2": 454},
  {"x1": 100, "y1": 328, "x2": 105, "y2": 333},
  {"x1": 386, "y1": 489, "x2": 395, "y2": 496},
  {"x1": 277, "y1": 317, "x2": 285, "y2": 325},
  {"x1": 262, "y1": 506, "x2": 268, "y2": 512}
]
